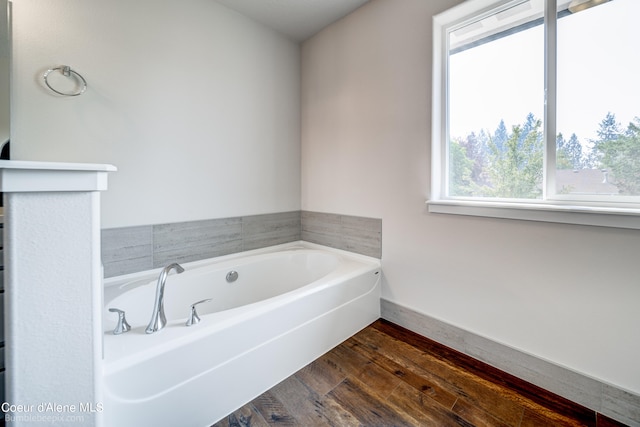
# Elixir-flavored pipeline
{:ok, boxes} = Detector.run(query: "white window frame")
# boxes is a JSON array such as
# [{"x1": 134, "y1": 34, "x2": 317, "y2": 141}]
[{"x1": 428, "y1": 0, "x2": 640, "y2": 229}]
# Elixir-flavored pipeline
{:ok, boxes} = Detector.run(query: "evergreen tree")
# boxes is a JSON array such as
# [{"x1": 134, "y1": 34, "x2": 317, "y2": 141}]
[
  {"x1": 493, "y1": 120, "x2": 508, "y2": 154},
  {"x1": 557, "y1": 132, "x2": 584, "y2": 170},
  {"x1": 484, "y1": 116, "x2": 544, "y2": 198},
  {"x1": 599, "y1": 117, "x2": 640, "y2": 195},
  {"x1": 556, "y1": 133, "x2": 573, "y2": 170},
  {"x1": 519, "y1": 113, "x2": 537, "y2": 148},
  {"x1": 598, "y1": 112, "x2": 623, "y2": 141},
  {"x1": 565, "y1": 133, "x2": 583, "y2": 170},
  {"x1": 587, "y1": 112, "x2": 622, "y2": 168},
  {"x1": 557, "y1": 132, "x2": 566, "y2": 151}
]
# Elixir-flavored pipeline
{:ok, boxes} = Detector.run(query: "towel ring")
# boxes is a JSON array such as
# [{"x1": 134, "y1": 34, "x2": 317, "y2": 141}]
[{"x1": 43, "y1": 66, "x2": 87, "y2": 96}]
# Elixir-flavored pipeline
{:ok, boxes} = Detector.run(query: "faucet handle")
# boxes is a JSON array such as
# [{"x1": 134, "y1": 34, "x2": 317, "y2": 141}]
[
  {"x1": 186, "y1": 299, "x2": 212, "y2": 327},
  {"x1": 109, "y1": 308, "x2": 132, "y2": 335}
]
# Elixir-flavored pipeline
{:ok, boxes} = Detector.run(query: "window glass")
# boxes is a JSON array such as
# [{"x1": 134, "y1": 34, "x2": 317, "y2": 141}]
[
  {"x1": 448, "y1": 1, "x2": 544, "y2": 199},
  {"x1": 556, "y1": 0, "x2": 640, "y2": 199}
]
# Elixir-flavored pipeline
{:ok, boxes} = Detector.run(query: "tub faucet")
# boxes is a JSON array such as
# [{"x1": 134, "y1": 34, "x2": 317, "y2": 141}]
[{"x1": 146, "y1": 263, "x2": 185, "y2": 334}]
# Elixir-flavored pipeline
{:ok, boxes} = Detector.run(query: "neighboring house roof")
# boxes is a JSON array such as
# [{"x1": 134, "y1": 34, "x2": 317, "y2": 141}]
[{"x1": 556, "y1": 169, "x2": 619, "y2": 195}]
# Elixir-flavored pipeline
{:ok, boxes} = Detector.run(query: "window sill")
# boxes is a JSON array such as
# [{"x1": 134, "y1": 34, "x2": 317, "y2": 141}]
[{"x1": 426, "y1": 199, "x2": 640, "y2": 229}]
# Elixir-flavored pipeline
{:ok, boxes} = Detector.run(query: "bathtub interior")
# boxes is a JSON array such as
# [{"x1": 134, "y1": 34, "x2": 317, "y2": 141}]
[{"x1": 103, "y1": 246, "x2": 341, "y2": 331}]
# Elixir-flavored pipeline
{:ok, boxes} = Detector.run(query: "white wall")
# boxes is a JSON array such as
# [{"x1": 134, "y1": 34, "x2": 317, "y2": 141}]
[
  {"x1": 10, "y1": 0, "x2": 301, "y2": 228},
  {"x1": 301, "y1": 0, "x2": 640, "y2": 396}
]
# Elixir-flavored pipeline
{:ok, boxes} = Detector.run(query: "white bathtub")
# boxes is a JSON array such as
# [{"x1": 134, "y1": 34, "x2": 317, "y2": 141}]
[{"x1": 102, "y1": 241, "x2": 381, "y2": 426}]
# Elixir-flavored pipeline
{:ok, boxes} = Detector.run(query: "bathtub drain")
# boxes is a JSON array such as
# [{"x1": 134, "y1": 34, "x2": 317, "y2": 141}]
[{"x1": 226, "y1": 270, "x2": 239, "y2": 283}]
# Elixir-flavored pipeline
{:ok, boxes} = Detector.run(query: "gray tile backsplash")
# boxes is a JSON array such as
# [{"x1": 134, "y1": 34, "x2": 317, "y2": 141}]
[
  {"x1": 242, "y1": 211, "x2": 301, "y2": 251},
  {"x1": 153, "y1": 217, "x2": 243, "y2": 267},
  {"x1": 302, "y1": 211, "x2": 382, "y2": 258},
  {"x1": 101, "y1": 225, "x2": 153, "y2": 278},
  {"x1": 103, "y1": 210, "x2": 377, "y2": 278}
]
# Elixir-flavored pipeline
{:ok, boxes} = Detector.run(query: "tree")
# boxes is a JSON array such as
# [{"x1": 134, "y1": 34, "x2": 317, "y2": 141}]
[
  {"x1": 449, "y1": 138, "x2": 474, "y2": 196},
  {"x1": 458, "y1": 131, "x2": 490, "y2": 188},
  {"x1": 565, "y1": 133, "x2": 584, "y2": 170},
  {"x1": 599, "y1": 117, "x2": 640, "y2": 195},
  {"x1": 587, "y1": 112, "x2": 622, "y2": 168},
  {"x1": 556, "y1": 133, "x2": 573, "y2": 170},
  {"x1": 493, "y1": 120, "x2": 508, "y2": 154},
  {"x1": 519, "y1": 113, "x2": 538, "y2": 148},
  {"x1": 557, "y1": 132, "x2": 584, "y2": 170},
  {"x1": 483, "y1": 116, "x2": 544, "y2": 198}
]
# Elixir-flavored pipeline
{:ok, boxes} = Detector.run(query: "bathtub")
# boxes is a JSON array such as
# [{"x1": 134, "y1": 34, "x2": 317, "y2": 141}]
[{"x1": 102, "y1": 241, "x2": 381, "y2": 426}]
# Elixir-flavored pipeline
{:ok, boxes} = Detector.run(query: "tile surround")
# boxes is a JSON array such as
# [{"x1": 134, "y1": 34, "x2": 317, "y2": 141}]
[
  {"x1": 153, "y1": 217, "x2": 243, "y2": 267},
  {"x1": 242, "y1": 211, "x2": 301, "y2": 251},
  {"x1": 301, "y1": 211, "x2": 382, "y2": 258},
  {"x1": 101, "y1": 211, "x2": 381, "y2": 278},
  {"x1": 101, "y1": 225, "x2": 153, "y2": 278}
]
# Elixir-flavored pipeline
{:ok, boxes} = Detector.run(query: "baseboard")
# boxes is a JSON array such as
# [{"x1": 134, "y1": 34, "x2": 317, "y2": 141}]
[{"x1": 381, "y1": 299, "x2": 640, "y2": 427}]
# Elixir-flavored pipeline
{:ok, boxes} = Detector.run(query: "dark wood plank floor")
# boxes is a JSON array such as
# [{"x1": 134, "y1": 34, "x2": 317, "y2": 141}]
[{"x1": 213, "y1": 320, "x2": 628, "y2": 427}]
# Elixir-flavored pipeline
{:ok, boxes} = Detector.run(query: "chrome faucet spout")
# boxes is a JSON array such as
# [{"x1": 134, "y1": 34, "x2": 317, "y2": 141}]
[{"x1": 145, "y1": 263, "x2": 185, "y2": 334}]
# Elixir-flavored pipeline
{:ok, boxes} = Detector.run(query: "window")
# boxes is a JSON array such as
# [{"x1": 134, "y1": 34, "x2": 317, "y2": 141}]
[{"x1": 430, "y1": 0, "x2": 640, "y2": 229}]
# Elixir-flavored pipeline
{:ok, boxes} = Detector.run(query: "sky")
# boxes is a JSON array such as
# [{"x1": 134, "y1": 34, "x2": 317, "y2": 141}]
[{"x1": 448, "y1": 0, "x2": 640, "y2": 147}]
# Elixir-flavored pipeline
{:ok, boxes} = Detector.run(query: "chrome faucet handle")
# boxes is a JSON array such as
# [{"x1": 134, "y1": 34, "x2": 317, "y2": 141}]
[
  {"x1": 109, "y1": 308, "x2": 131, "y2": 335},
  {"x1": 186, "y1": 299, "x2": 212, "y2": 327}
]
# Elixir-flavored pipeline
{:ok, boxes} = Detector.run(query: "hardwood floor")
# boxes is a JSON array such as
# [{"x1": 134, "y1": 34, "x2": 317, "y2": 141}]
[{"x1": 213, "y1": 320, "x2": 628, "y2": 427}]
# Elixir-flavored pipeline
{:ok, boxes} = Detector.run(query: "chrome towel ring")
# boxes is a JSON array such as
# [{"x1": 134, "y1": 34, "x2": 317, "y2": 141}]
[{"x1": 43, "y1": 65, "x2": 87, "y2": 96}]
